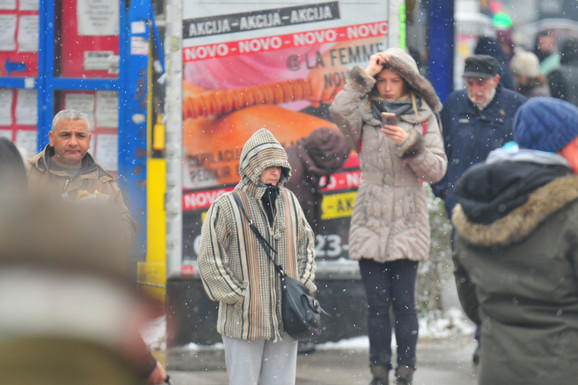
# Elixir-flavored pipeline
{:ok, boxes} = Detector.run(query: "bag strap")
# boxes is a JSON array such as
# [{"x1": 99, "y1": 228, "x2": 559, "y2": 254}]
[{"x1": 232, "y1": 192, "x2": 286, "y2": 278}]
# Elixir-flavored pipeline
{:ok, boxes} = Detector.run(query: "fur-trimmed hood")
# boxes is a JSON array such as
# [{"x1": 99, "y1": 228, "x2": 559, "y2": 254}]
[
  {"x1": 452, "y1": 157, "x2": 578, "y2": 248},
  {"x1": 348, "y1": 47, "x2": 442, "y2": 113}
]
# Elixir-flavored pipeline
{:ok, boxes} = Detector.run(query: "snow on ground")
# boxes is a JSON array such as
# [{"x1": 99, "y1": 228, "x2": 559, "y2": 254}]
[{"x1": 142, "y1": 307, "x2": 476, "y2": 352}]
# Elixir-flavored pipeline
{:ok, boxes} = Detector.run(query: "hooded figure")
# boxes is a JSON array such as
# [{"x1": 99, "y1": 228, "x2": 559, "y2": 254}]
[
  {"x1": 198, "y1": 128, "x2": 316, "y2": 385},
  {"x1": 330, "y1": 48, "x2": 447, "y2": 385},
  {"x1": 285, "y1": 127, "x2": 351, "y2": 233},
  {"x1": 548, "y1": 36, "x2": 578, "y2": 107},
  {"x1": 330, "y1": 47, "x2": 446, "y2": 264},
  {"x1": 452, "y1": 98, "x2": 578, "y2": 385},
  {"x1": 0, "y1": 138, "x2": 27, "y2": 202},
  {"x1": 474, "y1": 36, "x2": 515, "y2": 90}
]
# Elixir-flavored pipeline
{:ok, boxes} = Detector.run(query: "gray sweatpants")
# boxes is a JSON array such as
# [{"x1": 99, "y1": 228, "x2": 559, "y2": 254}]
[{"x1": 222, "y1": 335, "x2": 298, "y2": 385}]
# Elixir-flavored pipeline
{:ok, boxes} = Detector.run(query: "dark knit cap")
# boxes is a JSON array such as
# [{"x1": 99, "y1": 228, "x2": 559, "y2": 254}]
[
  {"x1": 514, "y1": 98, "x2": 578, "y2": 153},
  {"x1": 463, "y1": 55, "x2": 499, "y2": 78},
  {"x1": 303, "y1": 127, "x2": 350, "y2": 171}
]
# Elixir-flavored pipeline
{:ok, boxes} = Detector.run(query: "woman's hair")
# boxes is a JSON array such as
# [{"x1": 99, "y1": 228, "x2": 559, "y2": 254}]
[{"x1": 0, "y1": 137, "x2": 27, "y2": 198}]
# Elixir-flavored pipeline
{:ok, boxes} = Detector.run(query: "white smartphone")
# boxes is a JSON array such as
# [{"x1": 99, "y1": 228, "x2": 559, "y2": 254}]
[{"x1": 381, "y1": 112, "x2": 397, "y2": 126}]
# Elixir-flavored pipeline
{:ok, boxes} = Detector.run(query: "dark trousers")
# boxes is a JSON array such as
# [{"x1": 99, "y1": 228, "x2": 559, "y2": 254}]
[{"x1": 359, "y1": 258, "x2": 419, "y2": 369}]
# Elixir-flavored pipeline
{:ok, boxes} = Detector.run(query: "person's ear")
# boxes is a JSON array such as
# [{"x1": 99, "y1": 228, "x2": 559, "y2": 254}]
[{"x1": 493, "y1": 74, "x2": 501, "y2": 86}]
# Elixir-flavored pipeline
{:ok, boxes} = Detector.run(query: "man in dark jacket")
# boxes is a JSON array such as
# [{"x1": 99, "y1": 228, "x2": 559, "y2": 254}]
[
  {"x1": 27, "y1": 109, "x2": 136, "y2": 249},
  {"x1": 26, "y1": 109, "x2": 167, "y2": 384},
  {"x1": 432, "y1": 55, "x2": 525, "y2": 221},
  {"x1": 431, "y1": 55, "x2": 525, "y2": 364},
  {"x1": 0, "y1": 139, "x2": 165, "y2": 385},
  {"x1": 548, "y1": 36, "x2": 578, "y2": 107},
  {"x1": 451, "y1": 98, "x2": 578, "y2": 385}
]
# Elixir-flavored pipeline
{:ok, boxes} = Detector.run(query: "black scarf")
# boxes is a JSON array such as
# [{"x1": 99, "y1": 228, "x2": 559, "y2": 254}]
[
  {"x1": 370, "y1": 98, "x2": 415, "y2": 121},
  {"x1": 261, "y1": 184, "x2": 279, "y2": 226}
]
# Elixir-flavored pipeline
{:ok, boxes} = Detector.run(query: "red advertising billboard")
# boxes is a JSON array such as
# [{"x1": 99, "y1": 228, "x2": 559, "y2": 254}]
[{"x1": 181, "y1": 0, "x2": 404, "y2": 261}]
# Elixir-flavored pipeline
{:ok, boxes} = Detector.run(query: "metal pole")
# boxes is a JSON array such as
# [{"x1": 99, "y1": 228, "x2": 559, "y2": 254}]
[
  {"x1": 428, "y1": 0, "x2": 454, "y2": 103},
  {"x1": 164, "y1": 0, "x2": 183, "y2": 278},
  {"x1": 121, "y1": 0, "x2": 150, "y2": 259}
]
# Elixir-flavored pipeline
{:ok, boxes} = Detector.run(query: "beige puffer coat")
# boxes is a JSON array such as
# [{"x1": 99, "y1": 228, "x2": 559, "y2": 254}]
[{"x1": 329, "y1": 48, "x2": 447, "y2": 262}]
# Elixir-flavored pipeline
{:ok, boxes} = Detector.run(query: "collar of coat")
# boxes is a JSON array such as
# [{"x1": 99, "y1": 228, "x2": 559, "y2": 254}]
[
  {"x1": 29, "y1": 145, "x2": 114, "y2": 182},
  {"x1": 452, "y1": 174, "x2": 578, "y2": 247}
]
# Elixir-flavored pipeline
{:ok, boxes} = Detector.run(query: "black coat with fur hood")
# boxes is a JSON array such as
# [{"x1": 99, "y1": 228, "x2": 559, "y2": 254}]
[
  {"x1": 329, "y1": 47, "x2": 447, "y2": 263},
  {"x1": 452, "y1": 149, "x2": 578, "y2": 385},
  {"x1": 284, "y1": 127, "x2": 350, "y2": 233}
]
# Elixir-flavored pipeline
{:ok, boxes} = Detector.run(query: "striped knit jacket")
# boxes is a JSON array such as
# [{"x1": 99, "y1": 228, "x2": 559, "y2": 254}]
[{"x1": 198, "y1": 128, "x2": 317, "y2": 341}]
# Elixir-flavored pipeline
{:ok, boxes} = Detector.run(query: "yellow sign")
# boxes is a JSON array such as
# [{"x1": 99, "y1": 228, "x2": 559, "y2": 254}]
[{"x1": 321, "y1": 191, "x2": 357, "y2": 220}]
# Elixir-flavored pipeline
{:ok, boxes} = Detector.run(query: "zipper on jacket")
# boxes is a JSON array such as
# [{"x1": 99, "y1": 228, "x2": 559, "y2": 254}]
[
  {"x1": 62, "y1": 178, "x2": 72, "y2": 192},
  {"x1": 258, "y1": 199, "x2": 283, "y2": 334}
]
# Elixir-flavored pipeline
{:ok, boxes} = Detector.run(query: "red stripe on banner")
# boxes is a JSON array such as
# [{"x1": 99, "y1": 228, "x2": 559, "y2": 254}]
[
  {"x1": 321, "y1": 170, "x2": 361, "y2": 192},
  {"x1": 183, "y1": 187, "x2": 233, "y2": 210},
  {"x1": 182, "y1": 170, "x2": 361, "y2": 210},
  {"x1": 183, "y1": 21, "x2": 388, "y2": 62}
]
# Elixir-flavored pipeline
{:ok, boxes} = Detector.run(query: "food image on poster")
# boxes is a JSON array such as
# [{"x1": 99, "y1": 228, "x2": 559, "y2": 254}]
[{"x1": 181, "y1": 0, "x2": 403, "y2": 261}]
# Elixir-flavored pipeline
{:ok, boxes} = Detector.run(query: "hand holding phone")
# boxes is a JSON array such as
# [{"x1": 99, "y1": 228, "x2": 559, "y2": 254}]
[{"x1": 381, "y1": 112, "x2": 397, "y2": 126}]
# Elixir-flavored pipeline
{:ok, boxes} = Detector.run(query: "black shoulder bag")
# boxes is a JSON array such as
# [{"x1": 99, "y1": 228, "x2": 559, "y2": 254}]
[{"x1": 232, "y1": 192, "x2": 326, "y2": 341}]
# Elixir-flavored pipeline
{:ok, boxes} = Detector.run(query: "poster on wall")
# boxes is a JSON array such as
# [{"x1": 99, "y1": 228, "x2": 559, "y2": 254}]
[
  {"x1": 182, "y1": 0, "x2": 404, "y2": 261},
  {"x1": 0, "y1": 2, "x2": 39, "y2": 77}
]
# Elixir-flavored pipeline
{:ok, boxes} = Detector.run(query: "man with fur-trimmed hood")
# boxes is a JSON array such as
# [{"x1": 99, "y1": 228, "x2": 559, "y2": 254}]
[
  {"x1": 198, "y1": 128, "x2": 316, "y2": 385},
  {"x1": 330, "y1": 48, "x2": 447, "y2": 385}
]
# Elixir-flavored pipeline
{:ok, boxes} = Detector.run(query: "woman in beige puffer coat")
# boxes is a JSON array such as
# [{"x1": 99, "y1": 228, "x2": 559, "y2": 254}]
[{"x1": 330, "y1": 48, "x2": 447, "y2": 385}]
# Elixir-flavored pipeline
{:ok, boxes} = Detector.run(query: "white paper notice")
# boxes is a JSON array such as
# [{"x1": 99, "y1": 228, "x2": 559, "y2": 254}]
[
  {"x1": 16, "y1": 89, "x2": 37, "y2": 125},
  {"x1": 64, "y1": 93, "x2": 95, "y2": 126},
  {"x1": 77, "y1": 0, "x2": 119, "y2": 36},
  {"x1": 17, "y1": 15, "x2": 39, "y2": 52},
  {"x1": 130, "y1": 36, "x2": 149, "y2": 55},
  {"x1": 95, "y1": 91, "x2": 118, "y2": 128},
  {"x1": 0, "y1": 14, "x2": 17, "y2": 51},
  {"x1": 0, "y1": 130, "x2": 12, "y2": 139},
  {"x1": 19, "y1": 0, "x2": 39, "y2": 11},
  {"x1": 95, "y1": 133, "x2": 118, "y2": 171},
  {"x1": 15, "y1": 129, "x2": 37, "y2": 158},
  {"x1": 0, "y1": 89, "x2": 13, "y2": 126},
  {"x1": 84, "y1": 50, "x2": 114, "y2": 71},
  {"x1": 0, "y1": 0, "x2": 16, "y2": 10}
]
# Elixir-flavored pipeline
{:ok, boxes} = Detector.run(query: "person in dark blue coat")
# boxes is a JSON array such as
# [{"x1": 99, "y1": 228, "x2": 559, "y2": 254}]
[
  {"x1": 474, "y1": 36, "x2": 515, "y2": 90},
  {"x1": 432, "y1": 55, "x2": 525, "y2": 219},
  {"x1": 431, "y1": 54, "x2": 525, "y2": 365}
]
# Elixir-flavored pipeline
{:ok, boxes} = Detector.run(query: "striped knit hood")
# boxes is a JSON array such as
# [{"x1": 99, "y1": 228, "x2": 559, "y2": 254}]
[{"x1": 238, "y1": 128, "x2": 292, "y2": 192}]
